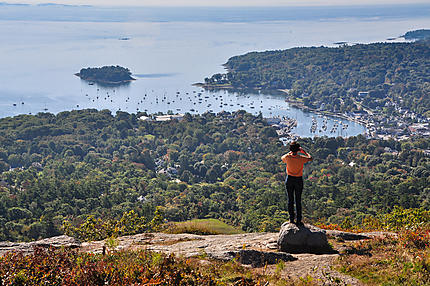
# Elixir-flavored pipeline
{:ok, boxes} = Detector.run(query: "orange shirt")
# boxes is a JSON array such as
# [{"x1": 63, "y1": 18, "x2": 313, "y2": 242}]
[{"x1": 281, "y1": 152, "x2": 312, "y2": 177}]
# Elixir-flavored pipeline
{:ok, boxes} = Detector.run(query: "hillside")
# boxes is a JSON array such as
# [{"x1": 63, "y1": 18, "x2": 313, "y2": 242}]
[
  {"x1": 0, "y1": 109, "x2": 428, "y2": 242},
  {"x1": 403, "y1": 29, "x2": 430, "y2": 40},
  {"x1": 203, "y1": 42, "x2": 430, "y2": 118}
]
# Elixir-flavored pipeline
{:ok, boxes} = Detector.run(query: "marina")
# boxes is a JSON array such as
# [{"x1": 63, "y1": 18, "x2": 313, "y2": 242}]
[{"x1": 3, "y1": 5, "x2": 428, "y2": 138}]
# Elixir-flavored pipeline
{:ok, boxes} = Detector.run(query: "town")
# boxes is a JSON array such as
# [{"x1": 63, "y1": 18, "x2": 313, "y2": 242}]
[{"x1": 283, "y1": 92, "x2": 430, "y2": 142}]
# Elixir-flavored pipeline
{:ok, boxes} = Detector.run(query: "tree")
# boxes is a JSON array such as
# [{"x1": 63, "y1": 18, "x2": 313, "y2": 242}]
[{"x1": 8, "y1": 207, "x2": 32, "y2": 220}]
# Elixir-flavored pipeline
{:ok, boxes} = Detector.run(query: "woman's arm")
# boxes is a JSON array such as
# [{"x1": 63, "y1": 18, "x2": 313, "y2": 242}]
[{"x1": 299, "y1": 147, "x2": 313, "y2": 161}]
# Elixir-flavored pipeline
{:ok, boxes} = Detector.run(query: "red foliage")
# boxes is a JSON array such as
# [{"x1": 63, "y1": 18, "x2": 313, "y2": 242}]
[
  {"x1": 0, "y1": 247, "x2": 219, "y2": 285},
  {"x1": 399, "y1": 228, "x2": 430, "y2": 249},
  {"x1": 316, "y1": 223, "x2": 344, "y2": 231}
]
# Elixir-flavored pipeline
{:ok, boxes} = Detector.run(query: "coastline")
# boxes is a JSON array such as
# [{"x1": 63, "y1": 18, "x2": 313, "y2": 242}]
[
  {"x1": 195, "y1": 83, "x2": 369, "y2": 131},
  {"x1": 282, "y1": 96, "x2": 369, "y2": 129},
  {"x1": 74, "y1": 73, "x2": 136, "y2": 85},
  {"x1": 193, "y1": 82, "x2": 234, "y2": 89}
]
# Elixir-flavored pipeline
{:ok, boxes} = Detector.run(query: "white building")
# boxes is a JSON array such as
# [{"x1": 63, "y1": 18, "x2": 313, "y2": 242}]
[{"x1": 155, "y1": 114, "x2": 184, "y2": 122}]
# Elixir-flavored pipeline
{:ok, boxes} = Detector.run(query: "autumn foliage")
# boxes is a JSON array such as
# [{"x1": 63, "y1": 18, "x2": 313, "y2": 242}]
[{"x1": 0, "y1": 247, "x2": 220, "y2": 285}]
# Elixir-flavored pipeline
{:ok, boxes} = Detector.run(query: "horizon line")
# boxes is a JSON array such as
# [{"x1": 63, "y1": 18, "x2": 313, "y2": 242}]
[{"x1": 3, "y1": 1, "x2": 430, "y2": 8}]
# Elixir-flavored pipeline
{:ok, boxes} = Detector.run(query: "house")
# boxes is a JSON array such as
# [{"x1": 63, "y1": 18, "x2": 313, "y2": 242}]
[
  {"x1": 157, "y1": 168, "x2": 168, "y2": 175},
  {"x1": 155, "y1": 114, "x2": 184, "y2": 122},
  {"x1": 166, "y1": 167, "x2": 178, "y2": 175},
  {"x1": 384, "y1": 147, "x2": 399, "y2": 156},
  {"x1": 157, "y1": 167, "x2": 178, "y2": 177},
  {"x1": 358, "y1": 91, "x2": 369, "y2": 97},
  {"x1": 139, "y1": 115, "x2": 152, "y2": 121},
  {"x1": 31, "y1": 162, "x2": 43, "y2": 170}
]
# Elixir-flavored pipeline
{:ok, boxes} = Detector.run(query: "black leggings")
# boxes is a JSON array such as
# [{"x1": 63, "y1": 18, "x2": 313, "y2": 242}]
[{"x1": 286, "y1": 175, "x2": 303, "y2": 222}]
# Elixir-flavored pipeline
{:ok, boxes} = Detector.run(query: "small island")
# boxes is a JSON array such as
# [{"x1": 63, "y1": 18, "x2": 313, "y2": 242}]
[
  {"x1": 402, "y1": 29, "x2": 430, "y2": 41},
  {"x1": 75, "y1": 65, "x2": 136, "y2": 85}
]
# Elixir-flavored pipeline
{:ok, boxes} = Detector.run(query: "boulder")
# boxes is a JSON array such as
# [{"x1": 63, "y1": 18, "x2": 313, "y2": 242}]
[{"x1": 277, "y1": 223, "x2": 336, "y2": 254}]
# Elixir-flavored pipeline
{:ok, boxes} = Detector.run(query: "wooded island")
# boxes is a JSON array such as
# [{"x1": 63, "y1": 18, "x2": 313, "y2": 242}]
[{"x1": 75, "y1": 65, "x2": 135, "y2": 85}]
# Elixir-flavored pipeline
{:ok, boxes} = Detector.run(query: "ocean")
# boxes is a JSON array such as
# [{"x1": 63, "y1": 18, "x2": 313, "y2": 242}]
[{"x1": 1, "y1": 3, "x2": 430, "y2": 137}]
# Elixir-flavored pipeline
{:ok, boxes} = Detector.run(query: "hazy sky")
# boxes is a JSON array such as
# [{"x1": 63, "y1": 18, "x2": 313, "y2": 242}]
[{"x1": 4, "y1": 0, "x2": 430, "y2": 6}]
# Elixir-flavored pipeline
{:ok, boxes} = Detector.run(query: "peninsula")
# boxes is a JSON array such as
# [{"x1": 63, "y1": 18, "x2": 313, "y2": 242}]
[
  {"x1": 75, "y1": 65, "x2": 135, "y2": 85},
  {"x1": 199, "y1": 41, "x2": 430, "y2": 140},
  {"x1": 402, "y1": 29, "x2": 430, "y2": 40}
]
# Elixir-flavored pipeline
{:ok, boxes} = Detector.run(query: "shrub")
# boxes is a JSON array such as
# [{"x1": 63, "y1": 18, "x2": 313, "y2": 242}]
[
  {"x1": 62, "y1": 208, "x2": 164, "y2": 241},
  {"x1": 0, "y1": 247, "x2": 219, "y2": 285},
  {"x1": 383, "y1": 206, "x2": 430, "y2": 231}
]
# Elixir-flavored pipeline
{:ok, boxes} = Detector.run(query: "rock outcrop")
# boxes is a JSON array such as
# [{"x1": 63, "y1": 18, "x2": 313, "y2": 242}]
[
  {"x1": 277, "y1": 223, "x2": 336, "y2": 254},
  {"x1": 237, "y1": 249, "x2": 297, "y2": 267},
  {"x1": 1, "y1": 227, "x2": 385, "y2": 266},
  {"x1": 324, "y1": 229, "x2": 371, "y2": 241},
  {"x1": 0, "y1": 231, "x2": 371, "y2": 286},
  {"x1": 0, "y1": 235, "x2": 80, "y2": 256},
  {"x1": 0, "y1": 228, "x2": 386, "y2": 285},
  {"x1": 209, "y1": 249, "x2": 296, "y2": 267}
]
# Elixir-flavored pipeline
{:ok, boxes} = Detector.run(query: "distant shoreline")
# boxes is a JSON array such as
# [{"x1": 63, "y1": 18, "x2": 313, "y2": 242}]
[
  {"x1": 193, "y1": 83, "x2": 285, "y2": 95},
  {"x1": 193, "y1": 82, "x2": 234, "y2": 89},
  {"x1": 195, "y1": 83, "x2": 368, "y2": 129},
  {"x1": 282, "y1": 96, "x2": 368, "y2": 127},
  {"x1": 74, "y1": 73, "x2": 136, "y2": 85}
]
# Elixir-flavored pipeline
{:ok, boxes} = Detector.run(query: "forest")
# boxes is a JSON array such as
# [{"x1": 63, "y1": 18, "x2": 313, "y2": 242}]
[
  {"x1": 204, "y1": 42, "x2": 430, "y2": 117},
  {"x1": 76, "y1": 66, "x2": 135, "y2": 84},
  {"x1": 403, "y1": 29, "x2": 430, "y2": 40},
  {"x1": 0, "y1": 109, "x2": 428, "y2": 242}
]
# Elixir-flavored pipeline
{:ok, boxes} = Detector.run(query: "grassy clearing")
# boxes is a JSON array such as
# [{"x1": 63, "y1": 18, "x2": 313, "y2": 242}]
[{"x1": 163, "y1": 218, "x2": 244, "y2": 235}]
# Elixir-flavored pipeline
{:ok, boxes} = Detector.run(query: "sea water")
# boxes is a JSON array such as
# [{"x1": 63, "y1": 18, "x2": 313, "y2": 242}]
[{"x1": 1, "y1": 4, "x2": 430, "y2": 137}]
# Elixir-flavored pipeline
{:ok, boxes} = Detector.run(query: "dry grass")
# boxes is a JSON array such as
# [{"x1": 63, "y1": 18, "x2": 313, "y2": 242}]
[
  {"x1": 163, "y1": 218, "x2": 244, "y2": 235},
  {"x1": 335, "y1": 234, "x2": 430, "y2": 285}
]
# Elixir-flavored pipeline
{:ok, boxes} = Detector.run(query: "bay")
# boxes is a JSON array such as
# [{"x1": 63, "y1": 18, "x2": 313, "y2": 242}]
[{"x1": 1, "y1": 4, "x2": 430, "y2": 137}]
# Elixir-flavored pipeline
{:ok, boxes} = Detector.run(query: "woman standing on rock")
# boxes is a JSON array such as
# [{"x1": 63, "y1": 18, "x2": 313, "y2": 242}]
[{"x1": 281, "y1": 141, "x2": 313, "y2": 226}]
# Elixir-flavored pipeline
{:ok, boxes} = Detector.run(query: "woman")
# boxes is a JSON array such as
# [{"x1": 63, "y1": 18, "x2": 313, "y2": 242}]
[{"x1": 281, "y1": 141, "x2": 313, "y2": 226}]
